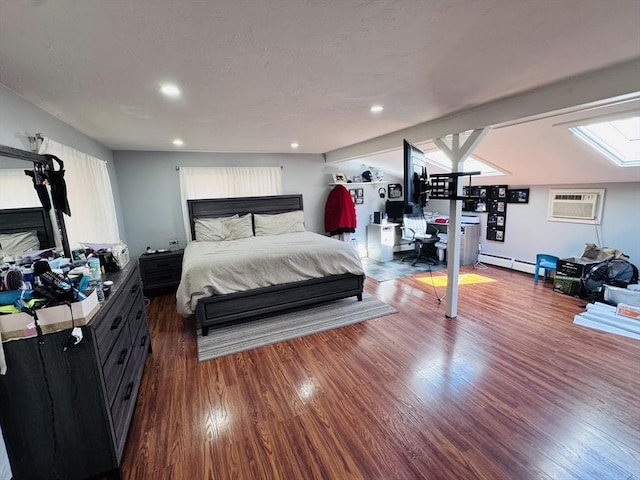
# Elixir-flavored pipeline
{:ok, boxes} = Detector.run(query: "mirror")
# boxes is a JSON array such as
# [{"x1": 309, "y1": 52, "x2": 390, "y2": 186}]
[{"x1": 0, "y1": 147, "x2": 66, "y2": 255}]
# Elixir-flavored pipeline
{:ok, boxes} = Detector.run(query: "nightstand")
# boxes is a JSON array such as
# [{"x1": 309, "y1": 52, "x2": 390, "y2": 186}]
[{"x1": 139, "y1": 249, "x2": 184, "y2": 295}]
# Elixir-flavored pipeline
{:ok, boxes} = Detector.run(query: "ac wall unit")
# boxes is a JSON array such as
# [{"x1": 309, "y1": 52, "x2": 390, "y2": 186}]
[{"x1": 548, "y1": 189, "x2": 604, "y2": 224}]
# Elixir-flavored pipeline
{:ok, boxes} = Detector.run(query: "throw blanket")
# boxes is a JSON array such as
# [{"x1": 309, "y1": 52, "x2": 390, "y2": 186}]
[{"x1": 176, "y1": 231, "x2": 365, "y2": 316}]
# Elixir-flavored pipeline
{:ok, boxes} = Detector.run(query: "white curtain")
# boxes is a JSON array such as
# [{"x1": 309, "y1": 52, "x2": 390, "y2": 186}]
[
  {"x1": 39, "y1": 138, "x2": 120, "y2": 247},
  {"x1": 0, "y1": 169, "x2": 41, "y2": 208},
  {"x1": 179, "y1": 166, "x2": 282, "y2": 240}
]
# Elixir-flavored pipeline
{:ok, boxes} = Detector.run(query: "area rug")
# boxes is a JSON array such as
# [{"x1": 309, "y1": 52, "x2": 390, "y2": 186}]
[
  {"x1": 362, "y1": 255, "x2": 445, "y2": 282},
  {"x1": 197, "y1": 293, "x2": 397, "y2": 361}
]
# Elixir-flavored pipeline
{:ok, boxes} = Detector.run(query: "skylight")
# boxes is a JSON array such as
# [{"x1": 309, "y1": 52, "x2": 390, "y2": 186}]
[
  {"x1": 569, "y1": 116, "x2": 640, "y2": 167},
  {"x1": 423, "y1": 150, "x2": 505, "y2": 177}
]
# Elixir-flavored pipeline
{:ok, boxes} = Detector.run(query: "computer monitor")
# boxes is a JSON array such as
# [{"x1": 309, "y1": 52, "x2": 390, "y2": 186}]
[
  {"x1": 403, "y1": 139, "x2": 429, "y2": 208},
  {"x1": 385, "y1": 200, "x2": 405, "y2": 223}
]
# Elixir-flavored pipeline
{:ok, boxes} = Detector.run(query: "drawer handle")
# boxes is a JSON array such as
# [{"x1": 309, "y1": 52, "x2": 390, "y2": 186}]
[
  {"x1": 155, "y1": 263, "x2": 170, "y2": 268},
  {"x1": 130, "y1": 284, "x2": 139, "y2": 295},
  {"x1": 124, "y1": 382, "x2": 134, "y2": 401},
  {"x1": 135, "y1": 310, "x2": 143, "y2": 320},
  {"x1": 117, "y1": 348, "x2": 128, "y2": 365},
  {"x1": 139, "y1": 335, "x2": 147, "y2": 347},
  {"x1": 110, "y1": 316, "x2": 123, "y2": 330}
]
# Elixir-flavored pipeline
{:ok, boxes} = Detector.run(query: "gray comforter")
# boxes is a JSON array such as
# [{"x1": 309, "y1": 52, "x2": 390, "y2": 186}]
[{"x1": 176, "y1": 232, "x2": 365, "y2": 316}]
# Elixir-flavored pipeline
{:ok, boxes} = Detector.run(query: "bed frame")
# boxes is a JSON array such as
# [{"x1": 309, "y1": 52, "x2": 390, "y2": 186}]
[
  {"x1": 0, "y1": 207, "x2": 56, "y2": 251},
  {"x1": 187, "y1": 195, "x2": 364, "y2": 336}
]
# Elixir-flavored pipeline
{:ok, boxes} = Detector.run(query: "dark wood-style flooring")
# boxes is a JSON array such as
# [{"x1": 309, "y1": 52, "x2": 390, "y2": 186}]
[{"x1": 121, "y1": 265, "x2": 640, "y2": 479}]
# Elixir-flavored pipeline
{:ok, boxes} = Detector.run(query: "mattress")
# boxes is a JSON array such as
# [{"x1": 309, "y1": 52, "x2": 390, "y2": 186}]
[{"x1": 176, "y1": 231, "x2": 365, "y2": 316}]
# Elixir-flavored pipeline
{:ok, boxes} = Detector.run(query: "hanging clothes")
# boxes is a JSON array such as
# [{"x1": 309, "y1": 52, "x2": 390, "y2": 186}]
[
  {"x1": 24, "y1": 164, "x2": 51, "y2": 212},
  {"x1": 324, "y1": 184, "x2": 356, "y2": 237},
  {"x1": 45, "y1": 155, "x2": 71, "y2": 216}
]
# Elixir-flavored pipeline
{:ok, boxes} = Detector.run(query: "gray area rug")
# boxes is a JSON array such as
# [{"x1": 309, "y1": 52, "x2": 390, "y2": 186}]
[
  {"x1": 362, "y1": 254, "x2": 445, "y2": 282},
  {"x1": 197, "y1": 293, "x2": 397, "y2": 362}
]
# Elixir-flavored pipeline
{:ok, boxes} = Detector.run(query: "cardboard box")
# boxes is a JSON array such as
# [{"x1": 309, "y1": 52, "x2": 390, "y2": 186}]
[
  {"x1": 553, "y1": 257, "x2": 599, "y2": 297},
  {"x1": 0, "y1": 289, "x2": 99, "y2": 341}
]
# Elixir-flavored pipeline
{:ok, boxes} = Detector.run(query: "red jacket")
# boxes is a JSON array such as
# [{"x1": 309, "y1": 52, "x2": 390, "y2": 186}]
[{"x1": 324, "y1": 185, "x2": 357, "y2": 235}]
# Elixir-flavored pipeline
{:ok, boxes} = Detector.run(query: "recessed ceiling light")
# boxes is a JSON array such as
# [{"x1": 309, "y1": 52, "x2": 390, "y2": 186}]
[
  {"x1": 160, "y1": 83, "x2": 181, "y2": 98},
  {"x1": 370, "y1": 105, "x2": 384, "y2": 113},
  {"x1": 291, "y1": 142, "x2": 299, "y2": 149},
  {"x1": 173, "y1": 139, "x2": 184, "y2": 146}
]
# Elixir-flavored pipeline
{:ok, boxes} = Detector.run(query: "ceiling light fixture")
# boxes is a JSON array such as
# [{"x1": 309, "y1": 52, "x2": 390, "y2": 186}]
[
  {"x1": 173, "y1": 139, "x2": 184, "y2": 147},
  {"x1": 291, "y1": 142, "x2": 299, "y2": 149},
  {"x1": 160, "y1": 83, "x2": 181, "y2": 98},
  {"x1": 370, "y1": 105, "x2": 384, "y2": 113}
]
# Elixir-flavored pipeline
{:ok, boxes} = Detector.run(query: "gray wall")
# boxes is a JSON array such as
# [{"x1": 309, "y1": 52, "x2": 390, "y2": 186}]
[
  {"x1": 113, "y1": 151, "x2": 331, "y2": 257},
  {"x1": 0, "y1": 84, "x2": 126, "y2": 238},
  {"x1": 428, "y1": 182, "x2": 640, "y2": 264}
]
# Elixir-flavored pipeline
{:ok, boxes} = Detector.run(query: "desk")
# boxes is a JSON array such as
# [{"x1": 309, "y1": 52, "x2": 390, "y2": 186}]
[
  {"x1": 429, "y1": 222, "x2": 480, "y2": 266},
  {"x1": 367, "y1": 223, "x2": 398, "y2": 261}
]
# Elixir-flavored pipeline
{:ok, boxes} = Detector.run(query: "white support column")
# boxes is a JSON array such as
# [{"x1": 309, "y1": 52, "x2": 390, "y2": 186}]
[{"x1": 432, "y1": 128, "x2": 488, "y2": 318}]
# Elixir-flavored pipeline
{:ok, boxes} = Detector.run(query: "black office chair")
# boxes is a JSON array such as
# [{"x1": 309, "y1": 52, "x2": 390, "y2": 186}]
[{"x1": 400, "y1": 214, "x2": 440, "y2": 266}]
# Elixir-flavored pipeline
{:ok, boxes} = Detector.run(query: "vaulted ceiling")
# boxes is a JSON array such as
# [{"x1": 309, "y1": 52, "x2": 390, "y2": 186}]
[{"x1": 1, "y1": 0, "x2": 639, "y2": 185}]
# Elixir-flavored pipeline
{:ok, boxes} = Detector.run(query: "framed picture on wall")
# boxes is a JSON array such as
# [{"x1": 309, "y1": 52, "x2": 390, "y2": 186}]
[
  {"x1": 332, "y1": 173, "x2": 347, "y2": 183},
  {"x1": 507, "y1": 188, "x2": 530, "y2": 203},
  {"x1": 388, "y1": 183, "x2": 403, "y2": 199}
]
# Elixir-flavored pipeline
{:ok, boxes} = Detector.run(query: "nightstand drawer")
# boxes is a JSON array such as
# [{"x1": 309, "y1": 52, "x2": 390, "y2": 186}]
[{"x1": 141, "y1": 256, "x2": 182, "y2": 273}]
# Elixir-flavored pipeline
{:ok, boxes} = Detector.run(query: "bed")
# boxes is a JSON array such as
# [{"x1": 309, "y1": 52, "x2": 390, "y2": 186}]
[
  {"x1": 0, "y1": 207, "x2": 56, "y2": 254},
  {"x1": 178, "y1": 195, "x2": 365, "y2": 336}
]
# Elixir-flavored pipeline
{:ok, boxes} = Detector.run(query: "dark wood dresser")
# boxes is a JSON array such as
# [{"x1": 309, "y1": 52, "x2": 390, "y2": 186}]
[
  {"x1": 0, "y1": 261, "x2": 150, "y2": 479},
  {"x1": 139, "y1": 249, "x2": 184, "y2": 295}
]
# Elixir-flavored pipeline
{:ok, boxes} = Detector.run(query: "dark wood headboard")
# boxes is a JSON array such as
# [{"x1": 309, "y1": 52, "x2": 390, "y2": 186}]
[
  {"x1": 187, "y1": 194, "x2": 304, "y2": 241},
  {"x1": 0, "y1": 207, "x2": 56, "y2": 250}
]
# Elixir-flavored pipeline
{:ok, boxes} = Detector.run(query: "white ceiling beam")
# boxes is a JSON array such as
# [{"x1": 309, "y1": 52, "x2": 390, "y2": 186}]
[{"x1": 324, "y1": 58, "x2": 640, "y2": 163}]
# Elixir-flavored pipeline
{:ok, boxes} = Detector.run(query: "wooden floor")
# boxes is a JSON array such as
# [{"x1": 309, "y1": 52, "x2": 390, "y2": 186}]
[{"x1": 121, "y1": 265, "x2": 640, "y2": 480}]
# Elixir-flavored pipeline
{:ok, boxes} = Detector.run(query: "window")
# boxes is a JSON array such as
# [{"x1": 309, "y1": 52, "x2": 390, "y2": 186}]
[
  {"x1": 39, "y1": 138, "x2": 120, "y2": 246},
  {"x1": 569, "y1": 115, "x2": 640, "y2": 167},
  {"x1": 178, "y1": 166, "x2": 283, "y2": 239}
]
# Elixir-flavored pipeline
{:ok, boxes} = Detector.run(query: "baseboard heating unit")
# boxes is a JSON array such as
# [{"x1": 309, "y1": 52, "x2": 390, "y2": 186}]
[{"x1": 478, "y1": 253, "x2": 537, "y2": 275}]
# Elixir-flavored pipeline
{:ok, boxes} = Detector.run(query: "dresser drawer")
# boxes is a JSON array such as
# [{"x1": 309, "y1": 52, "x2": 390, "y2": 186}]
[
  {"x1": 111, "y1": 327, "x2": 149, "y2": 457},
  {"x1": 94, "y1": 269, "x2": 142, "y2": 361},
  {"x1": 102, "y1": 321, "x2": 132, "y2": 407},
  {"x1": 127, "y1": 291, "x2": 146, "y2": 336}
]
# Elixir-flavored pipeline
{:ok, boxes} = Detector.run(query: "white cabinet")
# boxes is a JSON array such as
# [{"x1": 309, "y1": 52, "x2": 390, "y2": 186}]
[{"x1": 367, "y1": 223, "x2": 398, "y2": 262}]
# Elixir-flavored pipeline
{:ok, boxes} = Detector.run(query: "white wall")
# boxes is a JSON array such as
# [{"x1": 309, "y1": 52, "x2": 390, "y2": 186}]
[
  {"x1": 0, "y1": 85, "x2": 126, "y2": 238},
  {"x1": 428, "y1": 182, "x2": 640, "y2": 265}
]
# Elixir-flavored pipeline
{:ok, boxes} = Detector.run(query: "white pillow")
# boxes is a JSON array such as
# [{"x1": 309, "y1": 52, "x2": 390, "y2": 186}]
[
  {"x1": 225, "y1": 214, "x2": 253, "y2": 240},
  {"x1": 253, "y1": 210, "x2": 305, "y2": 236},
  {"x1": 194, "y1": 215, "x2": 238, "y2": 241},
  {"x1": 0, "y1": 231, "x2": 40, "y2": 256},
  {"x1": 194, "y1": 214, "x2": 253, "y2": 241}
]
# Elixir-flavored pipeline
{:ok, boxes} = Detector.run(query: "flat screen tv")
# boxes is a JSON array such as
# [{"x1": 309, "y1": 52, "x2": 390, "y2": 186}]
[{"x1": 403, "y1": 139, "x2": 429, "y2": 209}]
